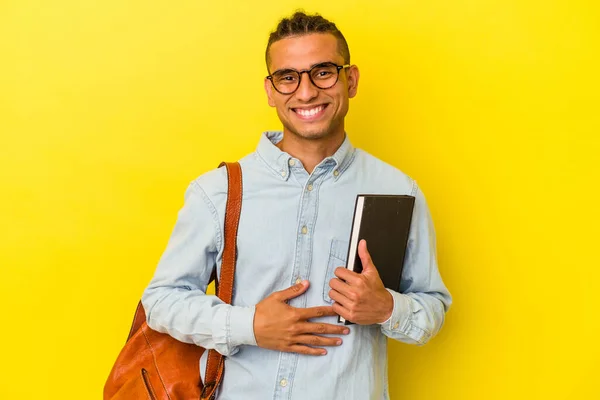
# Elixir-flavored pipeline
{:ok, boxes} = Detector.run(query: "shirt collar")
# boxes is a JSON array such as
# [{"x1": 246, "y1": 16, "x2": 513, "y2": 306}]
[{"x1": 256, "y1": 131, "x2": 355, "y2": 180}]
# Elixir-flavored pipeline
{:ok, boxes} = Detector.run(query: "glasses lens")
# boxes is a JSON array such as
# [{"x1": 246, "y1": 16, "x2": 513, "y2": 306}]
[
  {"x1": 272, "y1": 70, "x2": 300, "y2": 94},
  {"x1": 310, "y1": 64, "x2": 339, "y2": 89}
]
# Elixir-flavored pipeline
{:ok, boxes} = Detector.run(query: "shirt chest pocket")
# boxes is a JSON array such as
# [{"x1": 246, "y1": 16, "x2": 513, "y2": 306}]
[{"x1": 323, "y1": 239, "x2": 349, "y2": 303}]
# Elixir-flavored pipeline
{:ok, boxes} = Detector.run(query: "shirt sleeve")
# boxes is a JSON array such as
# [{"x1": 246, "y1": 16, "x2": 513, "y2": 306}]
[
  {"x1": 378, "y1": 182, "x2": 452, "y2": 345},
  {"x1": 141, "y1": 180, "x2": 257, "y2": 356}
]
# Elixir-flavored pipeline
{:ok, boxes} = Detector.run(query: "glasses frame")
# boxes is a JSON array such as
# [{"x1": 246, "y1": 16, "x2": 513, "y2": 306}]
[{"x1": 266, "y1": 62, "x2": 351, "y2": 95}]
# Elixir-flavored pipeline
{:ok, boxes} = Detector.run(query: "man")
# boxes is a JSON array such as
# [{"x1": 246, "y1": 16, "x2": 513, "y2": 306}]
[{"x1": 142, "y1": 11, "x2": 451, "y2": 400}]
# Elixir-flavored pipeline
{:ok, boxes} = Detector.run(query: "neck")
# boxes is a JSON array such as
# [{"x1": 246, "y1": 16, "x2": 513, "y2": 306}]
[{"x1": 276, "y1": 130, "x2": 345, "y2": 174}]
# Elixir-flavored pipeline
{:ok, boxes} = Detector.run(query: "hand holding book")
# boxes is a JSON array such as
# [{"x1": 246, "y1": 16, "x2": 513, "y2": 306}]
[
  {"x1": 332, "y1": 194, "x2": 415, "y2": 325},
  {"x1": 328, "y1": 239, "x2": 394, "y2": 325}
]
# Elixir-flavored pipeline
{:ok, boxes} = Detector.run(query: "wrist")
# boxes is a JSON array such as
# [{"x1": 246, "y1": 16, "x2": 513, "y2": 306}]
[{"x1": 379, "y1": 289, "x2": 394, "y2": 324}]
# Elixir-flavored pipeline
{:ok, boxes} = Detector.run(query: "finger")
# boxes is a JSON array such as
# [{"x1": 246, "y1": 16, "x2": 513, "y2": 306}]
[
  {"x1": 358, "y1": 240, "x2": 375, "y2": 271},
  {"x1": 334, "y1": 267, "x2": 361, "y2": 285},
  {"x1": 297, "y1": 322, "x2": 350, "y2": 335},
  {"x1": 328, "y1": 289, "x2": 352, "y2": 307},
  {"x1": 295, "y1": 334, "x2": 343, "y2": 348},
  {"x1": 273, "y1": 280, "x2": 309, "y2": 302},
  {"x1": 329, "y1": 277, "x2": 354, "y2": 297},
  {"x1": 296, "y1": 305, "x2": 337, "y2": 320},
  {"x1": 288, "y1": 344, "x2": 327, "y2": 356},
  {"x1": 332, "y1": 302, "x2": 351, "y2": 322}
]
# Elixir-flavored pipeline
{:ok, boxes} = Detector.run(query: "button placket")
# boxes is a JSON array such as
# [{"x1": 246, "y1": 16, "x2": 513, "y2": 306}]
[
  {"x1": 274, "y1": 358, "x2": 294, "y2": 398},
  {"x1": 275, "y1": 169, "x2": 323, "y2": 398}
]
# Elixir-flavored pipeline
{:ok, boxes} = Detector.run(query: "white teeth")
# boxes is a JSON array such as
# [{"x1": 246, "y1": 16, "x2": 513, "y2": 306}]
[{"x1": 296, "y1": 105, "x2": 324, "y2": 117}]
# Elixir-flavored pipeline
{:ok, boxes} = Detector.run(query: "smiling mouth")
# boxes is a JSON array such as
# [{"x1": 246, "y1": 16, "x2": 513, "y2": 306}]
[{"x1": 292, "y1": 104, "x2": 328, "y2": 120}]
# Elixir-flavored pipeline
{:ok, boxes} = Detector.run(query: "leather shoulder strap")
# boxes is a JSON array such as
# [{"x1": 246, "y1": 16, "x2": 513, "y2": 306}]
[
  {"x1": 202, "y1": 161, "x2": 243, "y2": 400},
  {"x1": 215, "y1": 161, "x2": 242, "y2": 303}
]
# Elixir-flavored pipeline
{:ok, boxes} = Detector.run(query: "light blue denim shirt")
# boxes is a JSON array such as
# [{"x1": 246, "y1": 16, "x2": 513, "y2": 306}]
[{"x1": 142, "y1": 131, "x2": 452, "y2": 400}]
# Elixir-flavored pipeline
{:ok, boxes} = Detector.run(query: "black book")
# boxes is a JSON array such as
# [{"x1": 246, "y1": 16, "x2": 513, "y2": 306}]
[{"x1": 339, "y1": 194, "x2": 415, "y2": 324}]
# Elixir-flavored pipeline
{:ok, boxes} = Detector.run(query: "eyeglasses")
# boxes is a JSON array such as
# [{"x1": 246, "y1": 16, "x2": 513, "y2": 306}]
[{"x1": 266, "y1": 62, "x2": 351, "y2": 95}]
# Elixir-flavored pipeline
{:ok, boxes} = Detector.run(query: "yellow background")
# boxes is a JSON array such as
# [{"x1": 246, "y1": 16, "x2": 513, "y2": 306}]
[{"x1": 1, "y1": 0, "x2": 598, "y2": 399}]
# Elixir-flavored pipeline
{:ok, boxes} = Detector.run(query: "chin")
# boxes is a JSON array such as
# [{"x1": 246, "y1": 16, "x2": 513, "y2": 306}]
[
  {"x1": 299, "y1": 131, "x2": 330, "y2": 140},
  {"x1": 288, "y1": 124, "x2": 334, "y2": 141}
]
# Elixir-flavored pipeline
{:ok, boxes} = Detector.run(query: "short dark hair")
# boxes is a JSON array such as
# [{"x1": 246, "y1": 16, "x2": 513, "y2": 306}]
[{"x1": 265, "y1": 11, "x2": 350, "y2": 69}]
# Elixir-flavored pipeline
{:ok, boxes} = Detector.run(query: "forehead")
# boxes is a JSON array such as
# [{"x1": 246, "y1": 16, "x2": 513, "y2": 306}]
[{"x1": 268, "y1": 33, "x2": 342, "y2": 71}]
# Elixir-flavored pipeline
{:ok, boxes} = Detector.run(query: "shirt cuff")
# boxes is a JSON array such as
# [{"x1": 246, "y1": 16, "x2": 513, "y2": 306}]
[
  {"x1": 378, "y1": 289, "x2": 411, "y2": 331},
  {"x1": 228, "y1": 305, "x2": 257, "y2": 347}
]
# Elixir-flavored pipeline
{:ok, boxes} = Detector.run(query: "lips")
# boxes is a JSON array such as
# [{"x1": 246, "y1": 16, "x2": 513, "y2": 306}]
[{"x1": 291, "y1": 104, "x2": 328, "y2": 120}]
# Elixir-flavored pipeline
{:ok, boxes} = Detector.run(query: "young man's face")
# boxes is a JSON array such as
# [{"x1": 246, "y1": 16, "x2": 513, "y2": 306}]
[{"x1": 265, "y1": 33, "x2": 359, "y2": 142}]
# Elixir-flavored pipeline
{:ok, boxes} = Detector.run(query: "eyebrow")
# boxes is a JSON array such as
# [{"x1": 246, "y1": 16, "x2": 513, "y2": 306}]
[
  {"x1": 272, "y1": 68, "x2": 296, "y2": 75},
  {"x1": 271, "y1": 61, "x2": 338, "y2": 75}
]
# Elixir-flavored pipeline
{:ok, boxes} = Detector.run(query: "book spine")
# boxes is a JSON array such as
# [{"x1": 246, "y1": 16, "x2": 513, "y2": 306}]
[{"x1": 338, "y1": 196, "x2": 365, "y2": 324}]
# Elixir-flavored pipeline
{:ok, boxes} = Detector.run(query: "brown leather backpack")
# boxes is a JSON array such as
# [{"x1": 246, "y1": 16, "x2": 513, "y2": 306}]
[{"x1": 104, "y1": 161, "x2": 243, "y2": 400}]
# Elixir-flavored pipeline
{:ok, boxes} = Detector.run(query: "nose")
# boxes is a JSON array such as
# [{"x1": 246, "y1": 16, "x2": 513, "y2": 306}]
[{"x1": 294, "y1": 71, "x2": 319, "y2": 102}]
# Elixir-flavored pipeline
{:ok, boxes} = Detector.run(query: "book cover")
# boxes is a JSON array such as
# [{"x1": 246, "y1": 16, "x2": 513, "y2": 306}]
[{"x1": 339, "y1": 194, "x2": 415, "y2": 324}]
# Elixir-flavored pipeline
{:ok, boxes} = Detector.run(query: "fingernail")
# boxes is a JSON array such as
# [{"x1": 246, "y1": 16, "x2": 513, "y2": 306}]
[
  {"x1": 343, "y1": 329, "x2": 350, "y2": 334},
  {"x1": 321, "y1": 350, "x2": 327, "y2": 355},
  {"x1": 336, "y1": 340, "x2": 342, "y2": 345}
]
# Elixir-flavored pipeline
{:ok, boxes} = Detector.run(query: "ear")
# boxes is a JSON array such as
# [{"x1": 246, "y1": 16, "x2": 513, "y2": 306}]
[
  {"x1": 346, "y1": 65, "x2": 360, "y2": 98},
  {"x1": 264, "y1": 78, "x2": 276, "y2": 107}
]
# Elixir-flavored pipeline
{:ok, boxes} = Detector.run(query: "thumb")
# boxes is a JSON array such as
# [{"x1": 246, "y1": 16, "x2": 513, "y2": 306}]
[
  {"x1": 358, "y1": 240, "x2": 376, "y2": 274},
  {"x1": 275, "y1": 280, "x2": 309, "y2": 302}
]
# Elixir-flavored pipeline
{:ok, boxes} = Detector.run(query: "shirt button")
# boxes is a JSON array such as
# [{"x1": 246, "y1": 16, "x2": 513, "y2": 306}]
[
  {"x1": 333, "y1": 169, "x2": 339, "y2": 177},
  {"x1": 280, "y1": 170, "x2": 286, "y2": 177},
  {"x1": 392, "y1": 322, "x2": 400, "y2": 329},
  {"x1": 307, "y1": 184, "x2": 313, "y2": 191},
  {"x1": 280, "y1": 378, "x2": 288, "y2": 387},
  {"x1": 301, "y1": 226, "x2": 308, "y2": 234},
  {"x1": 288, "y1": 159, "x2": 296, "y2": 166},
  {"x1": 295, "y1": 277, "x2": 302, "y2": 285}
]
